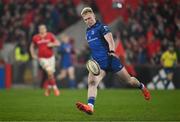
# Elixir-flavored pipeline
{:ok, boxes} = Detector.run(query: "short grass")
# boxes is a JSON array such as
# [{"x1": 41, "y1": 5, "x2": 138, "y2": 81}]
[{"x1": 0, "y1": 89, "x2": 180, "y2": 121}]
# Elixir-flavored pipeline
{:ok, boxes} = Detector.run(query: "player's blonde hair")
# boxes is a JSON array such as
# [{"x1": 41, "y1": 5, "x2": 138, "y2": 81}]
[{"x1": 80, "y1": 7, "x2": 94, "y2": 16}]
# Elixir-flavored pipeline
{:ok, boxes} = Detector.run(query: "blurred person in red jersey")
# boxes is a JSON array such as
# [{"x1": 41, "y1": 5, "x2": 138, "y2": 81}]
[
  {"x1": 115, "y1": 34, "x2": 137, "y2": 76},
  {"x1": 146, "y1": 26, "x2": 161, "y2": 63},
  {"x1": 30, "y1": 24, "x2": 60, "y2": 96}
]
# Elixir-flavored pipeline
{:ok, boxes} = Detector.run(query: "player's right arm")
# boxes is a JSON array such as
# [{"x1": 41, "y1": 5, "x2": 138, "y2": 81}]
[
  {"x1": 104, "y1": 32, "x2": 115, "y2": 53},
  {"x1": 30, "y1": 42, "x2": 38, "y2": 60},
  {"x1": 47, "y1": 33, "x2": 60, "y2": 47},
  {"x1": 99, "y1": 24, "x2": 117, "y2": 57},
  {"x1": 160, "y1": 52, "x2": 166, "y2": 66}
]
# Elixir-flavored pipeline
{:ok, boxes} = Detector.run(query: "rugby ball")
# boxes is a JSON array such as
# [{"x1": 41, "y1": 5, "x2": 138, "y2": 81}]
[{"x1": 86, "y1": 59, "x2": 100, "y2": 75}]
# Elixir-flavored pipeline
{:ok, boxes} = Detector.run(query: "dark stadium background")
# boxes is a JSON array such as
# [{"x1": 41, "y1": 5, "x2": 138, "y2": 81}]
[
  {"x1": 0, "y1": 0, "x2": 180, "y2": 121},
  {"x1": 0, "y1": 0, "x2": 179, "y2": 89}
]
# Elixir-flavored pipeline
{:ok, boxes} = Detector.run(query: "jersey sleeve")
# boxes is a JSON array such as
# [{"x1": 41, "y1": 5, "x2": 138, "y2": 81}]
[
  {"x1": 100, "y1": 24, "x2": 111, "y2": 36},
  {"x1": 32, "y1": 35, "x2": 37, "y2": 45},
  {"x1": 161, "y1": 52, "x2": 166, "y2": 61},
  {"x1": 50, "y1": 33, "x2": 57, "y2": 42}
]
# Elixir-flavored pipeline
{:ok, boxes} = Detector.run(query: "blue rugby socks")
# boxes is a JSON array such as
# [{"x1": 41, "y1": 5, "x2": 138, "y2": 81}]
[
  {"x1": 88, "y1": 97, "x2": 95, "y2": 110},
  {"x1": 138, "y1": 82, "x2": 145, "y2": 89}
]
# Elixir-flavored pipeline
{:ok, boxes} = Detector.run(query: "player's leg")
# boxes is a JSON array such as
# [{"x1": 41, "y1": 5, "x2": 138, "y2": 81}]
[
  {"x1": 46, "y1": 69, "x2": 60, "y2": 96},
  {"x1": 116, "y1": 67, "x2": 151, "y2": 100},
  {"x1": 42, "y1": 56, "x2": 60, "y2": 96},
  {"x1": 49, "y1": 56, "x2": 60, "y2": 96},
  {"x1": 109, "y1": 56, "x2": 151, "y2": 100},
  {"x1": 67, "y1": 66, "x2": 76, "y2": 88},
  {"x1": 88, "y1": 70, "x2": 106, "y2": 99},
  {"x1": 39, "y1": 58, "x2": 51, "y2": 96},
  {"x1": 165, "y1": 72, "x2": 173, "y2": 89},
  {"x1": 57, "y1": 69, "x2": 67, "y2": 80},
  {"x1": 43, "y1": 77, "x2": 51, "y2": 96},
  {"x1": 76, "y1": 69, "x2": 106, "y2": 114},
  {"x1": 116, "y1": 67, "x2": 140, "y2": 86}
]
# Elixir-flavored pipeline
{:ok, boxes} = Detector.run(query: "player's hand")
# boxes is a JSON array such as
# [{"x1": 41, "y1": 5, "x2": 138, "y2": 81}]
[
  {"x1": 109, "y1": 53, "x2": 118, "y2": 58},
  {"x1": 32, "y1": 55, "x2": 38, "y2": 60},
  {"x1": 47, "y1": 43, "x2": 54, "y2": 47},
  {"x1": 108, "y1": 50, "x2": 118, "y2": 58}
]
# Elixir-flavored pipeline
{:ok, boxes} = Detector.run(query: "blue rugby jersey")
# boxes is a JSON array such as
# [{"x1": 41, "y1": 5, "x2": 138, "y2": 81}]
[
  {"x1": 59, "y1": 42, "x2": 72, "y2": 68},
  {"x1": 86, "y1": 20, "x2": 110, "y2": 62}
]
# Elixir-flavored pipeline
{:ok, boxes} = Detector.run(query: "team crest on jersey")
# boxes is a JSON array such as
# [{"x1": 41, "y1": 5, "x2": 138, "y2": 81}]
[
  {"x1": 91, "y1": 30, "x2": 95, "y2": 35},
  {"x1": 37, "y1": 39, "x2": 50, "y2": 44},
  {"x1": 103, "y1": 26, "x2": 108, "y2": 31}
]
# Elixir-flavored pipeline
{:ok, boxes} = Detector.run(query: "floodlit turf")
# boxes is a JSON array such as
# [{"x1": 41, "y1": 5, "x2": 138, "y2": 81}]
[{"x1": 0, "y1": 89, "x2": 180, "y2": 121}]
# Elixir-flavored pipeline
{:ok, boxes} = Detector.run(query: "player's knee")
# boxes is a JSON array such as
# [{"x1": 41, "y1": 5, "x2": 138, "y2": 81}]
[
  {"x1": 69, "y1": 74, "x2": 75, "y2": 80},
  {"x1": 126, "y1": 77, "x2": 136, "y2": 86},
  {"x1": 47, "y1": 70, "x2": 54, "y2": 79},
  {"x1": 167, "y1": 73, "x2": 173, "y2": 80},
  {"x1": 122, "y1": 76, "x2": 131, "y2": 84},
  {"x1": 60, "y1": 73, "x2": 66, "y2": 79},
  {"x1": 128, "y1": 77, "x2": 137, "y2": 86},
  {"x1": 88, "y1": 80, "x2": 97, "y2": 87}
]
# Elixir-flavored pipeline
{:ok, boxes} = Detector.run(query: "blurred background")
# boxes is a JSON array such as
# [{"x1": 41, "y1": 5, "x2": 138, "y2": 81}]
[{"x1": 0, "y1": 0, "x2": 180, "y2": 90}]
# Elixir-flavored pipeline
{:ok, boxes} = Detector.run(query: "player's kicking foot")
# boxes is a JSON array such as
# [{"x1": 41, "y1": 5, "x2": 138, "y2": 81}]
[
  {"x1": 54, "y1": 89, "x2": 60, "y2": 96},
  {"x1": 76, "y1": 102, "x2": 94, "y2": 115},
  {"x1": 44, "y1": 88, "x2": 51, "y2": 96},
  {"x1": 142, "y1": 86, "x2": 151, "y2": 100}
]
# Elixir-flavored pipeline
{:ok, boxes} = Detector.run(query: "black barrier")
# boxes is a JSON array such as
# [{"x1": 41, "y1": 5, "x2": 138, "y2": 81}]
[
  {"x1": 75, "y1": 65, "x2": 180, "y2": 89},
  {"x1": 135, "y1": 65, "x2": 180, "y2": 88}
]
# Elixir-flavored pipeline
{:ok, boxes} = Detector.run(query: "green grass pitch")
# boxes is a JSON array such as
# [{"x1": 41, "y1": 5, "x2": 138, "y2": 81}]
[{"x1": 0, "y1": 89, "x2": 180, "y2": 121}]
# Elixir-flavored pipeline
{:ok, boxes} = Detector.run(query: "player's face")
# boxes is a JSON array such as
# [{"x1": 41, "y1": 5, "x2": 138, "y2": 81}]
[
  {"x1": 169, "y1": 46, "x2": 174, "y2": 52},
  {"x1": 38, "y1": 25, "x2": 47, "y2": 34},
  {"x1": 82, "y1": 12, "x2": 96, "y2": 27},
  {"x1": 61, "y1": 34, "x2": 69, "y2": 43}
]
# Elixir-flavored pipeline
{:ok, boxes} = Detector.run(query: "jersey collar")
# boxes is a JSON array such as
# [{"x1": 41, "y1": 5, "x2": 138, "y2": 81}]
[{"x1": 87, "y1": 20, "x2": 100, "y2": 31}]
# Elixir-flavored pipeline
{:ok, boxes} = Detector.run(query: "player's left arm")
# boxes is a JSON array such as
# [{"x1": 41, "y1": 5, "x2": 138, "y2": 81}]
[
  {"x1": 161, "y1": 52, "x2": 167, "y2": 66},
  {"x1": 104, "y1": 32, "x2": 117, "y2": 57},
  {"x1": 104, "y1": 32, "x2": 115, "y2": 51},
  {"x1": 47, "y1": 34, "x2": 60, "y2": 47},
  {"x1": 100, "y1": 24, "x2": 116, "y2": 57}
]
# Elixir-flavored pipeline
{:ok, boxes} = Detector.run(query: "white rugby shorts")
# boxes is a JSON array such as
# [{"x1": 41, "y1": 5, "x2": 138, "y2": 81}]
[{"x1": 39, "y1": 56, "x2": 55, "y2": 73}]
